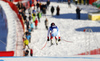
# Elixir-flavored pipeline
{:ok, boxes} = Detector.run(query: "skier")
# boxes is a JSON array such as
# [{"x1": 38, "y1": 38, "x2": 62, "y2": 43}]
[
  {"x1": 56, "y1": 5, "x2": 60, "y2": 16},
  {"x1": 51, "y1": 6, "x2": 55, "y2": 16},
  {"x1": 76, "y1": 7, "x2": 81, "y2": 19},
  {"x1": 47, "y1": 23, "x2": 61, "y2": 45}
]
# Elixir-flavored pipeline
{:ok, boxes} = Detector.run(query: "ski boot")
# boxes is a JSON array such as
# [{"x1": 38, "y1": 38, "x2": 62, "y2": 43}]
[
  {"x1": 51, "y1": 39, "x2": 53, "y2": 45},
  {"x1": 56, "y1": 39, "x2": 58, "y2": 45}
]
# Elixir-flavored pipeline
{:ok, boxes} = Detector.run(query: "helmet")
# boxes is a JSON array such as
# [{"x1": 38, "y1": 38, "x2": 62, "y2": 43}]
[{"x1": 51, "y1": 23, "x2": 55, "y2": 26}]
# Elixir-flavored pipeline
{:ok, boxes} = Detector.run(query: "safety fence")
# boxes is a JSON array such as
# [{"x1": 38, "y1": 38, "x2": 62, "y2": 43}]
[
  {"x1": 0, "y1": 0, "x2": 25, "y2": 56},
  {"x1": 7, "y1": 1, "x2": 25, "y2": 56},
  {"x1": 78, "y1": 28, "x2": 100, "y2": 55}
]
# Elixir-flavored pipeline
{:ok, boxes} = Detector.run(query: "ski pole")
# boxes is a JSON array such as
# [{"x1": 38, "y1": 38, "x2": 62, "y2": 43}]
[
  {"x1": 61, "y1": 39, "x2": 73, "y2": 43},
  {"x1": 41, "y1": 41, "x2": 47, "y2": 50}
]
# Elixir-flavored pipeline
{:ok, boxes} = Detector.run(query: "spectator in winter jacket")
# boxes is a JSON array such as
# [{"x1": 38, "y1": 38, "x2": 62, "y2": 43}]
[
  {"x1": 44, "y1": 18, "x2": 49, "y2": 30},
  {"x1": 29, "y1": 0, "x2": 32, "y2": 7},
  {"x1": 25, "y1": 50, "x2": 29, "y2": 56},
  {"x1": 68, "y1": 0, "x2": 71, "y2": 8},
  {"x1": 24, "y1": 38, "x2": 29, "y2": 49},
  {"x1": 37, "y1": 11, "x2": 42, "y2": 22},
  {"x1": 76, "y1": 7, "x2": 81, "y2": 19},
  {"x1": 28, "y1": 7, "x2": 31, "y2": 14},
  {"x1": 47, "y1": 23, "x2": 61, "y2": 45},
  {"x1": 56, "y1": 5, "x2": 60, "y2": 16},
  {"x1": 25, "y1": 20, "x2": 29, "y2": 30},
  {"x1": 16, "y1": 1, "x2": 24, "y2": 10},
  {"x1": 46, "y1": 0, "x2": 50, "y2": 9},
  {"x1": 63, "y1": 0, "x2": 67, "y2": 2},
  {"x1": 32, "y1": 12, "x2": 36, "y2": 22},
  {"x1": 58, "y1": 0, "x2": 61, "y2": 2},
  {"x1": 34, "y1": 18, "x2": 38, "y2": 29},
  {"x1": 46, "y1": 0, "x2": 50, "y2": 7},
  {"x1": 30, "y1": 22, "x2": 34, "y2": 31},
  {"x1": 32, "y1": 8, "x2": 36, "y2": 14},
  {"x1": 37, "y1": 2, "x2": 40, "y2": 11},
  {"x1": 25, "y1": 30, "x2": 31, "y2": 36},
  {"x1": 29, "y1": 14, "x2": 31, "y2": 21},
  {"x1": 28, "y1": 27, "x2": 31, "y2": 33},
  {"x1": 79, "y1": 0, "x2": 81, "y2": 5},
  {"x1": 51, "y1": 6, "x2": 55, "y2": 16},
  {"x1": 39, "y1": 2, "x2": 42, "y2": 11},
  {"x1": 83, "y1": 0, "x2": 86, "y2": 5},
  {"x1": 23, "y1": 14, "x2": 27, "y2": 21},
  {"x1": 26, "y1": 33, "x2": 31, "y2": 43},
  {"x1": 42, "y1": 4, "x2": 47, "y2": 15},
  {"x1": 30, "y1": 49, "x2": 33, "y2": 56},
  {"x1": 87, "y1": 0, "x2": 89, "y2": 5},
  {"x1": 75, "y1": 0, "x2": 78, "y2": 5}
]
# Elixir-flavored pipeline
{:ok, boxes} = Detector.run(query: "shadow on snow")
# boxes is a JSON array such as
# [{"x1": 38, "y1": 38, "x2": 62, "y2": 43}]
[
  {"x1": 52, "y1": 13, "x2": 88, "y2": 20},
  {"x1": 75, "y1": 26, "x2": 100, "y2": 32}
]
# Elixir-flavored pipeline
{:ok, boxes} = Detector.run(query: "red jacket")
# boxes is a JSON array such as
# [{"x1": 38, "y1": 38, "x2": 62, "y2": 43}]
[
  {"x1": 30, "y1": 49, "x2": 33, "y2": 54},
  {"x1": 35, "y1": 19, "x2": 38, "y2": 26}
]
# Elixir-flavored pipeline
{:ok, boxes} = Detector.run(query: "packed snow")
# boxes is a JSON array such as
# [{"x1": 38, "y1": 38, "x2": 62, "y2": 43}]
[
  {"x1": 24, "y1": 2, "x2": 100, "y2": 56},
  {"x1": 0, "y1": 0, "x2": 100, "y2": 61}
]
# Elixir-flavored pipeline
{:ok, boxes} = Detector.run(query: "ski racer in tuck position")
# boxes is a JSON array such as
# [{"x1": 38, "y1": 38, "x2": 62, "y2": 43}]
[{"x1": 47, "y1": 23, "x2": 61, "y2": 45}]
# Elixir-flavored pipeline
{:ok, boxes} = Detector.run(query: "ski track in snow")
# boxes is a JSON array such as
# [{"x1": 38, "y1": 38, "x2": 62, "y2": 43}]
[{"x1": 25, "y1": 2, "x2": 100, "y2": 56}]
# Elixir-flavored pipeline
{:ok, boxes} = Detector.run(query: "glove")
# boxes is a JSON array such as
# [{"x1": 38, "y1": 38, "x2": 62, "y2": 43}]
[
  {"x1": 47, "y1": 37, "x2": 49, "y2": 41},
  {"x1": 47, "y1": 38, "x2": 49, "y2": 41},
  {"x1": 58, "y1": 39, "x2": 61, "y2": 42}
]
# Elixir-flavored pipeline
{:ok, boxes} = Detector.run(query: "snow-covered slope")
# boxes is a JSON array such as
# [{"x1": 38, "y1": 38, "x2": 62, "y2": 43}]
[
  {"x1": 1, "y1": 0, "x2": 100, "y2": 58},
  {"x1": 27, "y1": 2, "x2": 100, "y2": 56}
]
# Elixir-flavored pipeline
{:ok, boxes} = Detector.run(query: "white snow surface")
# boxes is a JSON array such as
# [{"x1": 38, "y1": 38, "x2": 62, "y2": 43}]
[
  {"x1": 26, "y1": 2, "x2": 100, "y2": 57},
  {"x1": 1, "y1": 0, "x2": 100, "y2": 60}
]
